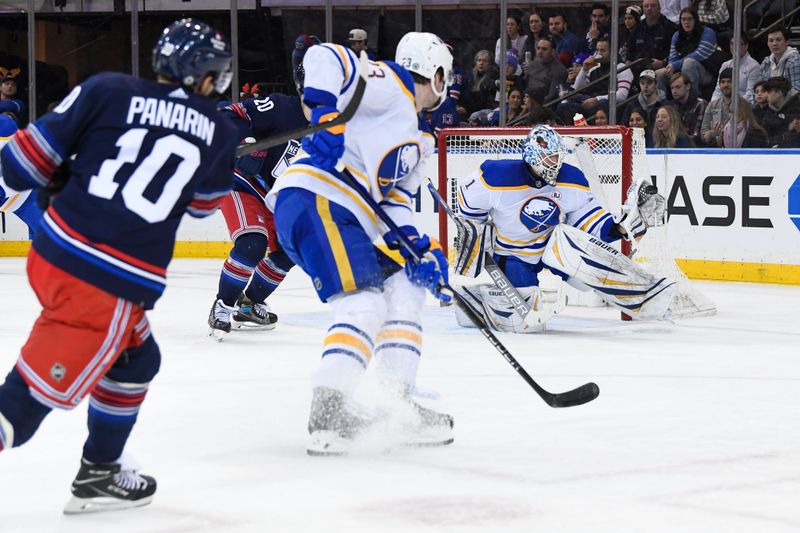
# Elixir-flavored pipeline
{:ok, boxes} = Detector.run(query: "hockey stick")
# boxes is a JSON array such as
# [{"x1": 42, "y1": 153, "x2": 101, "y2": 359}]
[
  {"x1": 234, "y1": 51, "x2": 370, "y2": 158},
  {"x1": 425, "y1": 181, "x2": 552, "y2": 328},
  {"x1": 339, "y1": 168, "x2": 598, "y2": 408}
]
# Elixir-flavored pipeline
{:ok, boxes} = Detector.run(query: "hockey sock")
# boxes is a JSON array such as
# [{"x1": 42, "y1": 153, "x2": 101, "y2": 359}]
[
  {"x1": 245, "y1": 249, "x2": 293, "y2": 303},
  {"x1": 83, "y1": 337, "x2": 161, "y2": 464},
  {"x1": 0, "y1": 367, "x2": 52, "y2": 450},
  {"x1": 217, "y1": 233, "x2": 268, "y2": 306}
]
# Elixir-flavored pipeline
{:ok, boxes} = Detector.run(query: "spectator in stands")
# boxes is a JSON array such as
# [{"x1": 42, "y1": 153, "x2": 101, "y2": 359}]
[
  {"x1": 508, "y1": 86, "x2": 555, "y2": 126},
  {"x1": 557, "y1": 53, "x2": 590, "y2": 100},
  {"x1": 548, "y1": 13, "x2": 579, "y2": 67},
  {"x1": 628, "y1": 107, "x2": 654, "y2": 146},
  {"x1": 496, "y1": 49, "x2": 523, "y2": 101},
  {"x1": 459, "y1": 50, "x2": 498, "y2": 119},
  {"x1": 505, "y1": 86, "x2": 526, "y2": 123},
  {"x1": 623, "y1": 69, "x2": 668, "y2": 135},
  {"x1": 712, "y1": 33, "x2": 760, "y2": 102},
  {"x1": 659, "y1": 8, "x2": 717, "y2": 99},
  {"x1": 524, "y1": 37, "x2": 567, "y2": 106},
  {"x1": 653, "y1": 105, "x2": 693, "y2": 147},
  {"x1": 521, "y1": 11, "x2": 549, "y2": 60},
  {"x1": 347, "y1": 29, "x2": 376, "y2": 60},
  {"x1": 701, "y1": 67, "x2": 733, "y2": 146},
  {"x1": 496, "y1": 16, "x2": 528, "y2": 66},
  {"x1": 752, "y1": 80, "x2": 769, "y2": 123},
  {"x1": 593, "y1": 107, "x2": 609, "y2": 125},
  {"x1": 619, "y1": 5, "x2": 643, "y2": 63},
  {"x1": 557, "y1": 37, "x2": 633, "y2": 122},
  {"x1": 759, "y1": 28, "x2": 800, "y2": 93},
  {"x1": 629, "y1": 0, "x2": 678, "y2": 75},
  {"x1": 693, "y1": 0, "x2": 729, "y2": 33},
  {"x1": 584, "y1": 4, "x2": 610, "y2": 55},
  {"x1": 723, "y1": 101, "x2": 769, "y2": 148},
  {"x1": 661, "y1": 0, "x2": 692, "y2": 24},
  {"x1": 0, "y1": 75, "x2": 25, "y2": 125},
  {"x1": 761, "y1": 76, "x2": 800, "y2": 147},
  {"x1": 669, "y1": 72, "x2": 707, "y2": 144}
]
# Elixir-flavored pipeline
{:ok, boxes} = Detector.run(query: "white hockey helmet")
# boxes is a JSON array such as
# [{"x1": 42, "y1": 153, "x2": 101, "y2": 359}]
[
  {"x1": 522, "y1": 125, "x2": 567, "y2": 185},
  {"x1": 395, "y1": 32, "x2": 453, "y2": 110}
]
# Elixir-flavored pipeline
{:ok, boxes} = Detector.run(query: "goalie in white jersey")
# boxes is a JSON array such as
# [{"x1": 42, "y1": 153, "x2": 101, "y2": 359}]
[
  {"x1": 454, "y1": 124, "x2": 675, "y2": 333},
  {"x1": 266, "y1": 33, "x2": 454, "y2": 455}
]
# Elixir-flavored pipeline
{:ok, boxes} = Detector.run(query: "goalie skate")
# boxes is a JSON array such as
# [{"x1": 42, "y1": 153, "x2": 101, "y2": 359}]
[
  {"x1": 232, "y1": 295, "x2": 278, "y2": 330},
  {"x1": 63, "y1": 457, "x2": 156, "y2": 515}
]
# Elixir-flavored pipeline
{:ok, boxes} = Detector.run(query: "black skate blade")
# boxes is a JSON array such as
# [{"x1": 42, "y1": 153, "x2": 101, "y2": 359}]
[
  {"x1": 63, "y1": 494, "x2": 153, "y2": 515},
  {"x1": 404, "y1": 437, "x2": 454, "y2": 448}
]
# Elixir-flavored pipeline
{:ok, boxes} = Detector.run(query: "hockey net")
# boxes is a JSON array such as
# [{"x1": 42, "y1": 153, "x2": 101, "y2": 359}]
[{"x1": 436, "y1": 126, "x2": 716, "y2": 319}]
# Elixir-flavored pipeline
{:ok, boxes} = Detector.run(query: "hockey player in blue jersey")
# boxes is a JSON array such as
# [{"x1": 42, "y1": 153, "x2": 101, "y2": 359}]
[
  {"x1": 267, "y1": 32, "x2": 455, "y2": 455},
  {"x1": 454, "y1": 124, "x2": 673, "y2": 333},
  {"x1": 0, "y1": 19, "x2": 239, "y2": 513},
  {"x1": 0, "y1": 114, "x2": 43, "y2": 237}
]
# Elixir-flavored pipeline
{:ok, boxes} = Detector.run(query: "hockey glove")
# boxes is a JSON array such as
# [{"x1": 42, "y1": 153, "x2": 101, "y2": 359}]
[
  {"x1": 400, "y1": 233, "x2": 452, "y2": 304},
  {"x1": 301, "y1": 106, "x2": 345, "y2": 171}
]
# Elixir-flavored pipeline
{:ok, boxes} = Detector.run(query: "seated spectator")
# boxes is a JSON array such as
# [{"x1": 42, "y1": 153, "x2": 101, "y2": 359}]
[
  {"x1": 653, "y1": 105, "x2": 693, "y2": 147},
  {"x1": 505, "y1": 87, "x2": 526, "y2": 123},
  {"x1": 495, "y1": 50, "x2": 523, "y2": 103},
  {"x1": 593, "y1": 108, "x2": 610, "y2": 125},
  {"x1": 520, "y1": 11, "x2": 549, "y2": 63},
  {"x1": 459, "y1": 50, "x2": 498, "y2": 119},
  {"x1": 693, "y1": 0, "x2": 729, "y2": 32},
  {"x1": 557, "y1": 53, "x2": 590, "y2": 100},
  {"x1": 752, "y1": 79, "x2": 768, "y2": 123},
  {"x1": 712, "y1": 33, "x2": 760, "y2": 102},
  {"x1": 524, "y1": 37, "x2": 567, "y2": 106},
  {"x1": 701, "y1": 67, "x2": 733, "y2": 146},
  {"x1": 0, "y1": 75, "x2": 25, "y2": 125},
  {"x1": 668, "y1": 72, "x2": 707, "y2": 143},
  {"x1": 548, "y1": 13, "x2": 580, "y2": 67},
  {"x1": 723, "y1": 101, "x2": 769, "y2": 148},
  {"x1": 761, "y1": 76, "x2": 800, "y2": 147},
  {"x1": 496, "y1": 16, "x2": 528, "y2": 66},
  {"x1": 584, "y1": 4, "x2": 611, "y2": 55},
  {"x1": 661, "y1": 0, "x2": 692, "y2": 24},
  {"x1": 619, "y1": 5, "x2": 643, "y2": 63},
  {"x1": 658, "y1": 8, "x2": 717, "y2": 99},
  {"x1": 508, "y1": 86, "x2": 555, "y2": 126},
  {"x1": 629, "y1": 106, "x2": 655, "y2": 147},
  {"x1": 760, "y1": 28, "x2": 800, "y2": 93},
  {"x1": 629, "y1": 0, "x2": 678, "y2": 75},
  {"x1": 557, "y1": 37, "x2": 633, "y2": 122},
  {"x1": 623, "y1": 69, "x2": 669, "y2": 136}
]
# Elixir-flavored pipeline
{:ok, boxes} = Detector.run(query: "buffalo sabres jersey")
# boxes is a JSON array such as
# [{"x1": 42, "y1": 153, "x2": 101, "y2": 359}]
[
  {"x1": 222, "y1": 93, "x2": 307, "y2": 200},
  {"x1": 0, "y1": 72, "x2": 239, "y2": 309},
  {"x1": 0, "y1": 118, "x2": 28, "y2": 215},
  {"x1": 266, "y1": 44, "x2": 435, "y2": 239},
  {"x1": 457, "y1": 159, "x2": 616, "y2": 265}
]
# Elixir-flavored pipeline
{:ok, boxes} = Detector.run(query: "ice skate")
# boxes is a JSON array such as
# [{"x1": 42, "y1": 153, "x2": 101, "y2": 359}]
[
  {"x1": 63, "y1": 457, "x2": 156, "y2": 515},
  {"x1": 208, "y1": 298, "x2": 235, "y2": 341},
  {"x1": 307, "y1": 387, "x2": 372, "y2": 456},
  {"x1": 396, "y1": 392, "x2": 454, "y2": 448},
  {"x1": 232, "y1": 295, "x2": 278, "y2": 330}
]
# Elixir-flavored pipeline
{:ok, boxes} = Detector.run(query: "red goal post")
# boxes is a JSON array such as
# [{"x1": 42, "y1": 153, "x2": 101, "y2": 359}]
[{"x1": 436, "y1": 125, "x2": 638, "y2": 258}]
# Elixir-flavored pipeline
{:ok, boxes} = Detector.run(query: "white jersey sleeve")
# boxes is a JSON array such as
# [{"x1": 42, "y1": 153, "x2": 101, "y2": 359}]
[{"x1": 456, "y1": 168, "x2": 492, "y2": 222}]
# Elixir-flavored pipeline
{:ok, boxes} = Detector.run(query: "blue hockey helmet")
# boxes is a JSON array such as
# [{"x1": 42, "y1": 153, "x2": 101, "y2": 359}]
[
  {"x1": 292, "y1": 34, "x2": 321, "y2": 96},
  {"x1": 152, "y1": 19, "x2": 233, "y2": 94},
  {"x1": 522, "y1": 125, "x2": 567, "y2": 185}
]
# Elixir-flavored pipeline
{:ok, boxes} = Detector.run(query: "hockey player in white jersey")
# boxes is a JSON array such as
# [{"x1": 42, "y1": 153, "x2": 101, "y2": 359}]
[
  {"x1": 266, "y1": 33, "x2": 454, "y2": 455},
  {"x1": 0, "y1": 114, "x2": 42, "y2": 237},
  {"x1": 454, "y1": 124, "x2": 673, "y2": 333}
]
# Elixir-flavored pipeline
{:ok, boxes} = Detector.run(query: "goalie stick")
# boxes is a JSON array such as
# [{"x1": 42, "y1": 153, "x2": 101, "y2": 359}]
[
  {"x1": 425, "y1": 181, "x2": 547, "y2": 328},
  {"x1": 339, "y1": 168, "x2": 598, "y2": 408},
  {"x1": 234, "y1": 51, "x2": 370, "y2": 158}
]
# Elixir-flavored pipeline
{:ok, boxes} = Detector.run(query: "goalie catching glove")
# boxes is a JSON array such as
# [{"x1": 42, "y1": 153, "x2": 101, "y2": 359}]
[
  {"x1": 617, "y1": 178, "x2": 667, "y2": 243},
  {"x1": 384, "y1": 226, "x2": 452, "y2": 303}
]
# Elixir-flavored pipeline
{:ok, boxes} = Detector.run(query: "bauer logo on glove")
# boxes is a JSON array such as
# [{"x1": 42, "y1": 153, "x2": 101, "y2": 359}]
[{"x1": 519, "y1": 195, "x2": 563, "y2": 233}]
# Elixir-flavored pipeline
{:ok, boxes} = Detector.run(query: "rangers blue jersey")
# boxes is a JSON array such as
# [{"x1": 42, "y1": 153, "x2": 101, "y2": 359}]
[
  {"x1": 0, "y1": 72, "x2": 239, "y2": 309},
  {"x1": 222, "y1": 93, "x2": 307, "y2": 200}
]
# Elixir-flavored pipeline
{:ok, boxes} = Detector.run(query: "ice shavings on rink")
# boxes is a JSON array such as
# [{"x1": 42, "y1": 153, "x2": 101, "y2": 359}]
[{"x1": 1, "y1": 258, "x2": 799, "y2": 532}]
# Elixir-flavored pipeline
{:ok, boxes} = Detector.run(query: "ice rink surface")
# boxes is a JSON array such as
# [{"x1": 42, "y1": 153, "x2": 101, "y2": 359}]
[{"x1": 0, "y1": 257, "x2": 799, "y2": 532}]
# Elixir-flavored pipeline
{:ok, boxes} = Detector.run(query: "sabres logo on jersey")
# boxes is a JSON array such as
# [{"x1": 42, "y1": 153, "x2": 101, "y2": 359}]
[
  {"x1": 520, "y1": 195, "x2": 562, "y2": 233},
  {"x1": 377, "y1": 143, "x2": 419, "y2": 195}
]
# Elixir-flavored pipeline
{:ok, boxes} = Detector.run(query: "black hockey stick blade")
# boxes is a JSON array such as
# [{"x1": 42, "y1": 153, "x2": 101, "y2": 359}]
[{"x1": 235, "y1": 50, "x2": 370, "y2": 157}]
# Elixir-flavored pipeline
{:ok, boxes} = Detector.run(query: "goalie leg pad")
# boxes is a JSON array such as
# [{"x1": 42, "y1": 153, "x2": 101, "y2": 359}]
[
  {"x1": 454, "y1": 217, "x2": 495, "y2": 277},
  {"x1": 542, "y1": 224, "x2": 677, "y2": 320},
  {"x1": 453, "y1": 283, "x2": 551, "y2": 333}
]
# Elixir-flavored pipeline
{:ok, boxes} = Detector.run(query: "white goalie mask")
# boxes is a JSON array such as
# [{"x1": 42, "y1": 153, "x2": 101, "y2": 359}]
[
  {"x1": 522, "y1": 125, "x2": 567, "y2": 186},
  {"x1": 395, "y1": 32, "x2": 453, "y2": 111}
]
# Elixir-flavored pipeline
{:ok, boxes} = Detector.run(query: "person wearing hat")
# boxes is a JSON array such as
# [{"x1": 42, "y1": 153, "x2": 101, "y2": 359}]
[
  {"x1": 0, "y1": 75, "x2": 25, "y2": 126},
  {"x1": 622, "y1": 68, "x2": 668, "y2": 135},
  {"x1": 700, "y1": 67, "x2": 734, "y2": 146},
  {"x1": 627, "y1": 0, "x2": 677, "y2": 75},
  {"x1": 347, "y1": 28, "x2": 376, "y2": 60},
  {"x1": 619, "y1": 5, "x2": 642, "y2": 63}
]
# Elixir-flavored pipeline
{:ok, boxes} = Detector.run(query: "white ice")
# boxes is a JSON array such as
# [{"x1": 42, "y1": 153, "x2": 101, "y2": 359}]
[{"x1": 1, "y1": 257, "x2": 799, "y2": 532}]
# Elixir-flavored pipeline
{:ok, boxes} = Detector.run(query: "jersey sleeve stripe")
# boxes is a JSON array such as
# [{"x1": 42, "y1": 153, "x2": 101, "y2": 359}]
[
  {"x1": 573, "y1": 206, "x2": 602, "y2": 227},
  {"x1": 578, "y1": 209, "x2": 606, "y2": 232},
  {"x1": 587, "y1": 212, "x2": 613, "y2": 234},
  {"x1": 340, "y1": 48, "x2": 359, "y2": 94},
  {"x1": 229, "y1": 102, "x2": 250, "y2": 121},
  {"x1": 321, "y1": 44, "x2": 348, "y2": 83}
]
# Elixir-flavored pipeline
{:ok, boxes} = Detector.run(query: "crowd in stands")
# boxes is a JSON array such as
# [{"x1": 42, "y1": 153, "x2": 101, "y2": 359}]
[{"x1": 422, "y1": 1, "x2": 800, "y2": 149}]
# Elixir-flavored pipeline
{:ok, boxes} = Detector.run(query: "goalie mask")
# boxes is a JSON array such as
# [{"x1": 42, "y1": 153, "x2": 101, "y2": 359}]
[
  {"x1": 395, "y1": 32, "x2": 453, "y2": 111},
  {"x1": 522, "y1": 125, "x2": 567, "y2": 186}
]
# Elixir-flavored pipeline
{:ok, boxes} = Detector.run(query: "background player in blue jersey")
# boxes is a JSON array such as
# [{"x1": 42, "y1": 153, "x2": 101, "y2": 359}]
[
  {"x1": 0, "y1": 19, "x2": 238, "y2": 513},
  {"x1": 453, "y1": 125, "x2": 672, "y2": 333},
  {"x1": 0, "y1": 114, "x2": 43, "y2": 238}
]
